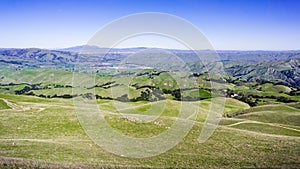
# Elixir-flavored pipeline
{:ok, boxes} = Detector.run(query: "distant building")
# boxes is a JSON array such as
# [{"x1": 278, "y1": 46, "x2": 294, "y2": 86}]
[{"x1": 231, "y1": 93, "x2": 239, "y2": 98}]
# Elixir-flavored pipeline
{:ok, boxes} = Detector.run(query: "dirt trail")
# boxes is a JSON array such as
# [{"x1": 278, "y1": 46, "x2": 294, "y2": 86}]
[
  {"x1": 0, "y1": 138, "x2": 90, "y2": 144},
  {"x1": 227, "y1": 120, "x2": 300, "y2": 132},
  {"x1": 222, "y1": 125, "x2": 300, "y2": 139},
  {"x1": 1, "y1": 98, "x2": 19, "y2": 110}
]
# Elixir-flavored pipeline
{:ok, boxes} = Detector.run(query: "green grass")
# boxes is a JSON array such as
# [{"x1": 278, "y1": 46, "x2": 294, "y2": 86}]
[
  {"x1": 231, "y1": 122, "x2": 300, "y2": 137},
  {"x1": 105, "y1": 115, "x2": 174, "y2": 138},
  {"x1": 219, "y1": 118, "x2": 244, "y2": 126},
  {"x1": 236, "y1": 104, "x2": 300, "y2": 126},
  {"x1": 181, "y1": 89, "x2": 211, "y2": 99},
  {"x1": 0, "y1": 68, "x2": 73, "y2": 85},
  {"x1": 0, "y1": 94, "x2": 299, "y2": 168},
  {"x1": 0, "y1": 84, "x2": 29, "y2": 94},
  {"x1": 274, "y1": 85, "x2": 292, "y2": 93},
  {"x1": 233, "y1": 85, "x2": 250, "y2": 92},
  {"x1": 32, "y1": 88, "x2": 74, "y2": 96},
  {"x1": 0, "y1": 99, "x2": 11, "y2": 109},
  {"x1": 0, "y1": 66, "x2": 300, "y2": 168},
  {"x1": 256, "y1": 83, "x2": 291, "y2": 94},
  {"x1": 223, "y1": 98, "x2": 250, "y2": 115}
]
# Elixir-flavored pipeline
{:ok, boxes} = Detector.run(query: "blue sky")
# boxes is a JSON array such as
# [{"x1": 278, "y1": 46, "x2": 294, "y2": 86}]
[{"x1": 0, "y1": 0, "x2": 299, "y2": 50}]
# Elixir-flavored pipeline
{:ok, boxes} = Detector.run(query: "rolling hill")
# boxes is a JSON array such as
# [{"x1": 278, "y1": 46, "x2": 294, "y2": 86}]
[{"x1": 1, "y1": 47, "x2": 299, "y2": 87}]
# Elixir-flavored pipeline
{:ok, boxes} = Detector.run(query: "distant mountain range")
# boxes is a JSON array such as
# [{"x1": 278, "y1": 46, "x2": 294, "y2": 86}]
[
  {"x1": 0, "y1": 46, "x2": 299, "y2": 87},
  {"x1": 61, "y1": 45, "x2": 300, "y2": 61}
]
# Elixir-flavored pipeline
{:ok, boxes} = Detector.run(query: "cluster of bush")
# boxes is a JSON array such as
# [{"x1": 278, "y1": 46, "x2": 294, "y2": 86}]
[{"x1": 15, "y1": 84, "x2": 40, "y2": 95}]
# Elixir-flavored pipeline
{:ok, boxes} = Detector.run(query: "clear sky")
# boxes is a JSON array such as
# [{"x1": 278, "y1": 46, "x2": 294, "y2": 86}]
[{"x1": 0, "y1": 0, "x2": 299, "y2": 50}]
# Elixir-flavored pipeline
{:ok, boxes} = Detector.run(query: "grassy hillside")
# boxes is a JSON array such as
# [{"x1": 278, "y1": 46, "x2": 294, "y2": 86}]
[
  {"x1": 0, "y1": 99, "x2": 11, "y2": 110},
  {"x1": 0, "y1": 58, "x2": 300, "y2": 168},
  {"x1": 0, "y1": 94, "x2": 299, "y2": 168},
  {"x1": 234, "y1": 104, "x2": 300, "y2": 128}
]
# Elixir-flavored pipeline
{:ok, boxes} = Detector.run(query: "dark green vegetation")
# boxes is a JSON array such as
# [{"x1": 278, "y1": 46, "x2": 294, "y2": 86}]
[{"x1": 0, "y1": 48, "x2": 300, "y2": 168}]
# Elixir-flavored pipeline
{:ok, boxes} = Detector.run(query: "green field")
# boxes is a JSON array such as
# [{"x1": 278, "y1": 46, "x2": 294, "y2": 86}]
[
  {"x1": 0, "y1": 67, "x2": 300, "y2": 168},
  {"x1": 0, "y1": 93, "x2": 299, "y2": 168},
  {"x1": 0, "y1": 99, "x2": 11, "y2": 110}
]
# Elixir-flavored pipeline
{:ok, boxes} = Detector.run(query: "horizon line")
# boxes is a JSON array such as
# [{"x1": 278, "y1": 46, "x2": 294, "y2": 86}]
[{"x1": 1, "y1": 45, "x2": 300, "y2": 52}]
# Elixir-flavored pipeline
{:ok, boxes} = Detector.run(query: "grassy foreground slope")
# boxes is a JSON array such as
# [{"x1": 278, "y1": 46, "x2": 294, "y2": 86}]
[
  {"x1": 0, "y1": 94, "x2": 299, "y2": 168},
  {"x1": 0, "y1": 99, "x2": 11, "y2": 110}
]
